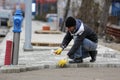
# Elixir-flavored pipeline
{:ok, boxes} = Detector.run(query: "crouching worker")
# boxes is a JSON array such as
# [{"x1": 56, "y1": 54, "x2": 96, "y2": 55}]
[{"x1": 54, "y1": 16, "x2": 98, "y2": 63}]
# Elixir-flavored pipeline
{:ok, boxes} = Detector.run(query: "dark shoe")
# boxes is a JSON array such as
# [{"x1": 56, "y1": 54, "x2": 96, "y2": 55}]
[
  {"x1": 89, "y1": 51, "x2": 97, "y2": 62},
  {"x1": 69, "y1": 57, "x2": 83, "y2": 63},
  {"x1": 90, "y1": 59, "x2": 96, "y2": 62}
]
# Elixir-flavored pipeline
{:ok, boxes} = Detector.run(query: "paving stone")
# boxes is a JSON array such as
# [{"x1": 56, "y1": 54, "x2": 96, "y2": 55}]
[{"x1": 0, "y1": 21, "x2": 120, "y2": 73}]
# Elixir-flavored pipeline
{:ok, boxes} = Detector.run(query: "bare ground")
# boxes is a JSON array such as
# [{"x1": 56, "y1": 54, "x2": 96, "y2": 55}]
[{"x1": 98, "y1": 39, "x2": 120, "y2": 52}]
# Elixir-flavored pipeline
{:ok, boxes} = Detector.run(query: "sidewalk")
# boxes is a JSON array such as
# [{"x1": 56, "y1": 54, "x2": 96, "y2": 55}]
[{"x1": 0, "y1": 20, "x2": 120, "y2": 73}]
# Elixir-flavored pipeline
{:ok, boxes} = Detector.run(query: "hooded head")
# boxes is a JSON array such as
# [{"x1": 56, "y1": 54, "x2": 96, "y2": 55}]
[
  {"x1": 65, "y1": 16, "x2": 76, "y2": 33},
  {"x1": 65, "y1": 16, "x2": 76, "y2": 27}
]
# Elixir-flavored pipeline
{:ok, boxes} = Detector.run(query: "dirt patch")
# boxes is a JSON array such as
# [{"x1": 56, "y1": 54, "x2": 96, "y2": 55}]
[{"x1": 98, "y1": 39, "x2": 120, "y2": 52}]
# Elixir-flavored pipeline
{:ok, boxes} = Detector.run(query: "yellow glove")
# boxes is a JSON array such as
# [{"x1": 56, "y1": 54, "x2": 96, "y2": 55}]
[
  {"x1": 54, "y1": 47, "x2": 63, "y2": 55},
  {"x1": 58, "y1": 59, "x2": 67, "y2": 67}
]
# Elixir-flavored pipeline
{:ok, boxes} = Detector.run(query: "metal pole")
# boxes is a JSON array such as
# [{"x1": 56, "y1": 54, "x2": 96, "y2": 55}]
[
  {"x1": 0, "y1": 18, "x2": 1, "y2": 27},
  {"x1": 23, "y1": 0, "x2": 33, "y2": 51},
  {"x1": 12, "y1": 33, "x2": 20, "y2": 65},
  {"x1": 12, "y1": 9, "x2": 23, "y2": 65}
]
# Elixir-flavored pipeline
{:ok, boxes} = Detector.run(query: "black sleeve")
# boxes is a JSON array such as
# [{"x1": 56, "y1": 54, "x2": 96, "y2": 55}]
[
  {"x1": 60, "y1": 31, "x2": 73, "y2": 49},
  {"x1": 67, "y1": 32, "x2": 86, "y2": 56}
]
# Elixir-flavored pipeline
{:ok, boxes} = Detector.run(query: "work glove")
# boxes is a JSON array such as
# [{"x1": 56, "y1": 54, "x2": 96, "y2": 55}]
[
  {"x1": 54, "y1": 47, "x2": 63, "y2": 55},
  {"x1": 58, "y1": 59, "x2": 67, "y2": 67}
]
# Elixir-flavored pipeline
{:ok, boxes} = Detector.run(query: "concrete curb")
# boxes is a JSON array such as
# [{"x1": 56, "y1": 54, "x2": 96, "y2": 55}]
[{"x1": 1, "y1": 63, "x2": 120, "y2": 73}]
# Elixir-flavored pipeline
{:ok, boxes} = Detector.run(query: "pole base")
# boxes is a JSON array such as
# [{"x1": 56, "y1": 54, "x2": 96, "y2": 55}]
[{"x1": 23, "y1": 43, "x2": 33, "y2": 51}]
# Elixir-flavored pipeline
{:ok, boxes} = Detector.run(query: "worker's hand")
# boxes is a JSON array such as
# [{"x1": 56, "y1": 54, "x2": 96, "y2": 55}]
[{"x1": 54, "y1": 47, "x2": 63, "y2": 55}]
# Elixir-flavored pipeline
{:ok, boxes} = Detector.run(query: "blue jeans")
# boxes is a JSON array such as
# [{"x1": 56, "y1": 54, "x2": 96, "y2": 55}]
[{"x1": 72, "y1": 38, "x2": 97, "y2": 59}]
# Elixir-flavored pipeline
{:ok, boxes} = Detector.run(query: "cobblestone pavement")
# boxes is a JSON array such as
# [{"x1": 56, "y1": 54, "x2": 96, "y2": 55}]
[{"x1": 0, "y1": 21, "x2": 120, "y2": 73}]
